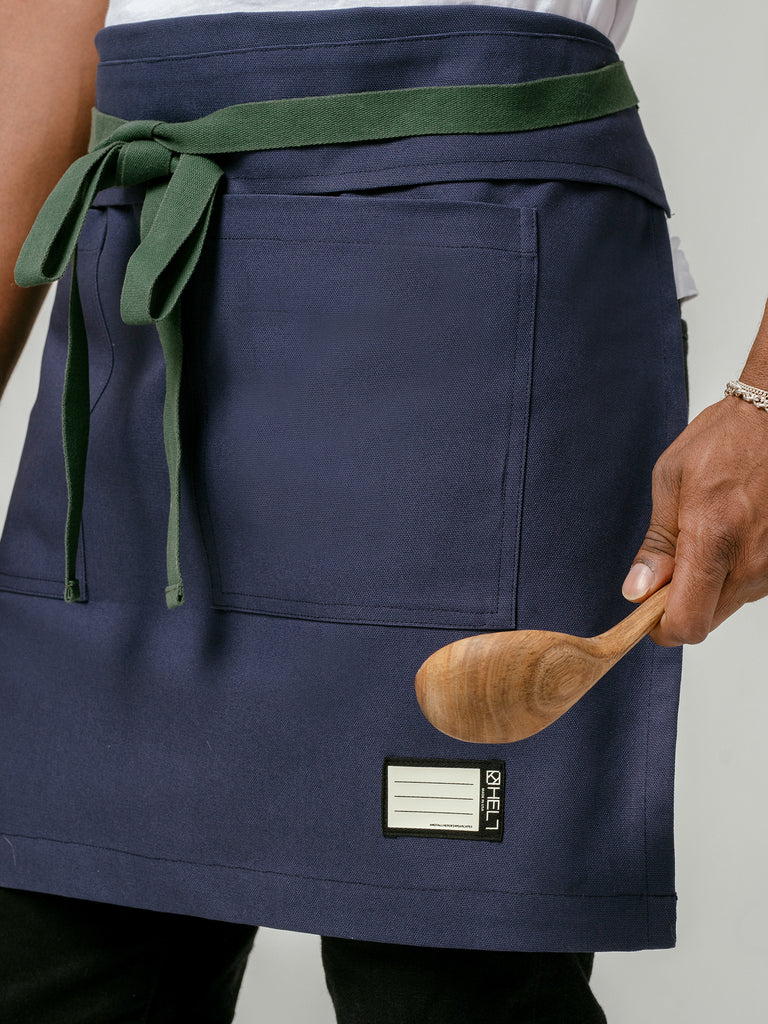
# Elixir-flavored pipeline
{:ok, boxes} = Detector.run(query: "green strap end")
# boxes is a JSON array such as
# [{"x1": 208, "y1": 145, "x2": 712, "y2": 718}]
[
  {"x1": 65, "y1": 579, "x2": 81, "y2": 603},
  {"x1": 165, "y1": 582, "x2": 185, "y2": 609}
]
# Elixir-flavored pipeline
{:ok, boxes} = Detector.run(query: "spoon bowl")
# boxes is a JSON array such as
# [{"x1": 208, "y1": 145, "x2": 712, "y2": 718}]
[{"x1": 415, "y1": 584, "x2": 670, "y2": 743}]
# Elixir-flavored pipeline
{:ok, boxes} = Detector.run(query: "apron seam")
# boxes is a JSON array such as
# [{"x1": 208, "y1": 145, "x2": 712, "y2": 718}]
[
  {"x1": 0, "y1": 830, "x2": 676, "y2": 901},
  {"x1": 227, "y1": 156, "x2": 658, "y2": 189},
  {"x1": 85, "y1": 210, "x2": 116, "y2": 415},
  {"x1": 96, "y1": 29, "x2": 617, "y2": 68}
]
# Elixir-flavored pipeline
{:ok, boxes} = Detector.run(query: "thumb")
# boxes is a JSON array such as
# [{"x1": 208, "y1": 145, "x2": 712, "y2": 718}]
[{"x1": 622, "y1": 461, "x2": 680, "y2": 602}]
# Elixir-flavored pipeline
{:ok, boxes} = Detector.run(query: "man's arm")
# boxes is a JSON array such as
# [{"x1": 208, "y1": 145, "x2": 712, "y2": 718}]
[
  {"x1": 623, "y1": 298, "x2": 768, "y2": 645},
  {"x1": 0, "y1": 0, "x2": 109, "y2": 399}
]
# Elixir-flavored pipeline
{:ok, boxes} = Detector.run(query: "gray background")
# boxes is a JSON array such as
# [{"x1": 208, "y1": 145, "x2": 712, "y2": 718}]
[{"x1": 1, "y1": 1, "x2": 766, "y2": 1020}]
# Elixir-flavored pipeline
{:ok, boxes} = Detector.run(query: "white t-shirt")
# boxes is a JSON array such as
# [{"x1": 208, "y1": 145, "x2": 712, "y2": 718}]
[{"x1": 102, "y1": 0, "x2": 698, "y2": 301}]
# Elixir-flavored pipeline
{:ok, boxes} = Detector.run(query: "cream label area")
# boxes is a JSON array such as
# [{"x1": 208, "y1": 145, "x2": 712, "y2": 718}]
[{"x1": 382, "y1": 759, "x2": 505, "y2": 842}]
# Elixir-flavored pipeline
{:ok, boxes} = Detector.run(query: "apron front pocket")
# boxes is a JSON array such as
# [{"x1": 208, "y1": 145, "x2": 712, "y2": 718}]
[{"x1": 188, "y1": 192, "x2": 537, "y2": 628}]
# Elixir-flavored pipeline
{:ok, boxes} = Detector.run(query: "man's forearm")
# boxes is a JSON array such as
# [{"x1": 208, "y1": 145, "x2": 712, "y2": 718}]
[{"x1": 0, "y1": 0, "x2": 109, "y2": 400}]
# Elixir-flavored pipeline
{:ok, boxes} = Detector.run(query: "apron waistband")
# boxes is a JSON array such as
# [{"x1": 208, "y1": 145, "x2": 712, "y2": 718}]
[{"x1": 15, "y1": 62, "x2": 637, "y2": 609}]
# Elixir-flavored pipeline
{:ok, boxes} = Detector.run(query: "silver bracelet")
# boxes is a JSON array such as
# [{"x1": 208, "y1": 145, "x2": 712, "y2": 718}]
[{"x1": 724, "y1": 379, "x2": 768, "y2": 411}]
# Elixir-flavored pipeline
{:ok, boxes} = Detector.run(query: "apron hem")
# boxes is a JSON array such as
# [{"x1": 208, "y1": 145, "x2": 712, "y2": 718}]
[{"x1": 0, "y1": 831, "x2": 677, "y2": 952}]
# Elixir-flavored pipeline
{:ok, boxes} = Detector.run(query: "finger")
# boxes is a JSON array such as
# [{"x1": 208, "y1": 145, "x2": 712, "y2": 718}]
[
  {"x1": 649, "y1": 529, "x2": 729, "y2": 646},
  {"x1": 622, "y1": 459, "x2": 681, "y2": 603}
]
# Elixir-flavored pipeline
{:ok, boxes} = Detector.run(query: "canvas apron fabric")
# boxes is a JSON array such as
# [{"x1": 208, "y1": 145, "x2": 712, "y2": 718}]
[{"x1": 0, "y1": 5, "x2": 688, "y2": 952}]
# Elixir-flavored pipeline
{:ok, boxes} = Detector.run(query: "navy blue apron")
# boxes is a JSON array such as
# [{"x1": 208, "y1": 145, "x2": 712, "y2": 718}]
[{"x1": 0, "y1": 5, "x2": 687, "y2": 951}]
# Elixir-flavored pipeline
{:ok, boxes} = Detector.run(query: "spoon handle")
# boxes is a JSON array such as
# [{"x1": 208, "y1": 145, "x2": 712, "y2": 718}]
[{"x1": 595, "y1": 582, "x2": 671, "y2": 660}]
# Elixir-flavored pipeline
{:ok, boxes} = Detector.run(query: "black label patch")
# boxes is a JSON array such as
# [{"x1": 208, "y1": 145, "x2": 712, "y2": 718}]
[{"x1": 382, "y1": 758, "x2": 504, "y2": 841}]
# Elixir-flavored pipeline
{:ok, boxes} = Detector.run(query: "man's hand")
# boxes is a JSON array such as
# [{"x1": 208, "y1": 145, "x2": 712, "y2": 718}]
[{"x1": 622, "y1": 393, "x2": 768, "y2": 646}]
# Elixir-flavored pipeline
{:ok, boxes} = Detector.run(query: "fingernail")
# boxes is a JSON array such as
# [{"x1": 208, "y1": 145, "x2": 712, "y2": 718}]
[{"x1": 622, "y1": 563, "x2": 654, "y2": 600}]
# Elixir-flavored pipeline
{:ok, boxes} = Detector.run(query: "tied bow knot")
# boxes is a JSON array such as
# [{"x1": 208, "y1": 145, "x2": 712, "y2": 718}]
[{"x1": 16, "y1": 123, "x2": 223, "y2": 327}]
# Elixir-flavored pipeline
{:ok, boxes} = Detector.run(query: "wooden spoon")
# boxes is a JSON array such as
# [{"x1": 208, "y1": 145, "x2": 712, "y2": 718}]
[{"x1": 415, "y1": 583, "x2": 670, "y2": 744}]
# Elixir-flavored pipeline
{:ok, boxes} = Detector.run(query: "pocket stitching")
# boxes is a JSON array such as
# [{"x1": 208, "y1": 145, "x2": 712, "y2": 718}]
[{"x1": 192, "y1": 193, "x2": 536, "y2": 626}]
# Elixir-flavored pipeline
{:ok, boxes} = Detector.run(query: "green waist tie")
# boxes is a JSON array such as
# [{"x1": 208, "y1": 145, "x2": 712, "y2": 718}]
[{"x1": 14, "y1": 62, "x2": 637, "y2": 609}]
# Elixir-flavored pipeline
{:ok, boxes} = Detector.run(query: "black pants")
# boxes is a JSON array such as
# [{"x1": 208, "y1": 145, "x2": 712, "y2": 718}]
[{"x1": 0, "y1": 887, "x2": 607, "y2": 1023}]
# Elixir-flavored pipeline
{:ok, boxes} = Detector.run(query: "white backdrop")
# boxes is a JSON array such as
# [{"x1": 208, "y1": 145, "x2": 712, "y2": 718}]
[{"x1": 1, "y1": 1, "x2": 767, "y2": 1021}]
